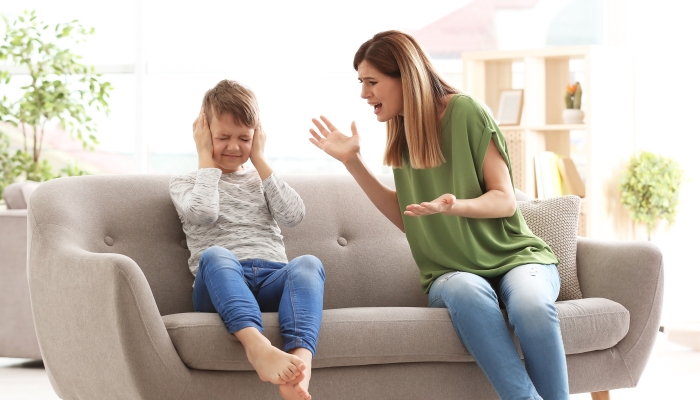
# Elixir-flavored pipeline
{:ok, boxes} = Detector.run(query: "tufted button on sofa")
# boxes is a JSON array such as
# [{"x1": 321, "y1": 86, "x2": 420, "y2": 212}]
[{"x1": 26, "y1": 175, "x2": 663, "y2": 399}]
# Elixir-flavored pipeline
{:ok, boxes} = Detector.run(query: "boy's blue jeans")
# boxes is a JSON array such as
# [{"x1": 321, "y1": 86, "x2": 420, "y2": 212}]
[
  {"x1": 193, "y1": 246, "x2": 325, "y2": 355},
  {"x1": 428, "y1": 263, "x2": 569, "y2": 400}
]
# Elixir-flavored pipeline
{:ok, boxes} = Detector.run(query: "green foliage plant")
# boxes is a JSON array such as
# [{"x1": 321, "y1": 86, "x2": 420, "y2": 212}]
[
  {"x1": 0, "y1": 129, "x2": 61, "y2": 200},
  {"x1": 0, "y1": 10, "x2": 112, "y2": 181},
  {"x1": 619, "y1": 151, "x2": 685, "y2": 241},
  {"x1": 0, "y1": 129, "x2": 22, "y2": 196}
]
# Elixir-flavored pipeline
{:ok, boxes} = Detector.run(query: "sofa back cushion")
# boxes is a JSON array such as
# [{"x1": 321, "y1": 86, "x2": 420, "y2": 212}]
[
  {"x1": 28, "y1": 174, "x2": 427, "y2": 316},
  {"x1": 3, "y1": 180, "x2": 41, "y2": 209},
  {"x1": 281, "y1": 175, "x2": 425, "y2": 309}
]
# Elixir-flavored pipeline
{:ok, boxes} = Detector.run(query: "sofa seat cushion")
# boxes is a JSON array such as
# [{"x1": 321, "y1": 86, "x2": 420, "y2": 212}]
[{"x1": 163, "y1": 298, "x2": 629, "y2": 371}]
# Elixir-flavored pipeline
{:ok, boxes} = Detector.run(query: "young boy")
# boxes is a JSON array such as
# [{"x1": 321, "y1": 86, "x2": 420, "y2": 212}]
[{"x1": 170, "y1": 79, "x2": 324, "y2": 400}]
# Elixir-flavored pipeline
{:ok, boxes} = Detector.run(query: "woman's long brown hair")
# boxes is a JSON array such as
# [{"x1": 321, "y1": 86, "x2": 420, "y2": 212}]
[{"x1": 354, "y1": 30, "x2": 460, "y2": 169}]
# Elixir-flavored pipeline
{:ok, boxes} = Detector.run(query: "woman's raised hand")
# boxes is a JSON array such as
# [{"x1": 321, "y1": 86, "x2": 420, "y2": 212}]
[{"x1": 309, "y1": 116, "x2": 361, "y2": 165}]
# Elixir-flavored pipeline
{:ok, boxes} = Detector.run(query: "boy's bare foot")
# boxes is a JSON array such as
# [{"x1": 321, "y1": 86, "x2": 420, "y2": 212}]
[
  {"x1": 279, "y1": 348, "x2": 313, "y2": 400},
  {"x1": 246, "y1": 342, "x2": 306, "y2": 384},
  {"x1": 279, "y1": 382, "x2": 311, "y2": 400},
  {"x1": 235, "y1": 328, "x2": 306, "y2": 385}
]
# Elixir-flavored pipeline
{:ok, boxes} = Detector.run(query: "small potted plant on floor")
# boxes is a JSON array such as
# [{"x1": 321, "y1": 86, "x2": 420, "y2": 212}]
[
  {"x1": 563, "y1": 82, "x2": 584, "y2": 124},
  {"x1": 619, "y1": 151, "x2": 685, "y2": 241}
]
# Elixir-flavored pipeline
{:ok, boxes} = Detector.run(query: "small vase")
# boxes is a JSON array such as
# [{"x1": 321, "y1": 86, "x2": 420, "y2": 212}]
[{"x1": 562, "y1": 109, "x2": 585, "y2": 124}]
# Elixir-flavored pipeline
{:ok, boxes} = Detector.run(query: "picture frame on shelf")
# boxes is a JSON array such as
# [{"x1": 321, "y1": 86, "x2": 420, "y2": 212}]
[{"x1": 496, "y1": 89, "x2": 524, "y2": 126}]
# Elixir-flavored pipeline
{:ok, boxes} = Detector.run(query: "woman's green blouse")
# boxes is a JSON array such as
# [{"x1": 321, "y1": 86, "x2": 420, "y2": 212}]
[{"x1": 392, "y1": 94, "x2": 558, "y2": 293}]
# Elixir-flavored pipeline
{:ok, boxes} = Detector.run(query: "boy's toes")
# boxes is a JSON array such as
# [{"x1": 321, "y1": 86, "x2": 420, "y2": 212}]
[
  {"x1": 296, "y1": 384, "x2": 311, "y2": 400},
  {"x1": 287, "y1": 371, "x2": 305, "y2": 385}
]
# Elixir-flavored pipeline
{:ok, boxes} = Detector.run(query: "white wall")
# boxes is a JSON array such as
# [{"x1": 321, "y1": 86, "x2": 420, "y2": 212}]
[
  {"x1": 0, "y1": 0, "x2": 472, "y2": 174},
  {"x1": 621, "y1": 0, "x2": 700, "y2": 324}
]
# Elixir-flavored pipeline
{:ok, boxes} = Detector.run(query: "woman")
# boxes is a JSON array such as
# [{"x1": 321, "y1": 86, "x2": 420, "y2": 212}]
[{"x1": 308, "y1": 30, "x2": 569, "y2": 400}]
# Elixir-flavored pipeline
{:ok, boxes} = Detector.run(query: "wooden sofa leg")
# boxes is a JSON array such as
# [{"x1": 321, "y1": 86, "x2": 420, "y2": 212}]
[{"x1": 591, "y1": 391, "x2": 610, "y2": 400}]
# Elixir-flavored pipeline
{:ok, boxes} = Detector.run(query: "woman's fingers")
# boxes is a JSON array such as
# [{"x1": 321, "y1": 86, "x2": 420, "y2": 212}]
[
  {"x1": 421, "y1": 202, "x2": 440, "y2": 212},
  {"x1": 319, "y1": 115, "x2": 337, "y2": 132},
  {"x1": 405, "y1": 205, "x2": 425, "y2": 216},
  {"x1": 405, "y1": 203, "x2": 439, "y2": 217},
  {"x1": 308, "y1": 137, "x2": 321, "y2": 148},
  {"x1": 309, "y1": 128, "x2": 323, "y2": 142},
  {"x1": 311, "y1": 118, "x2": 330, "y2": 137}
]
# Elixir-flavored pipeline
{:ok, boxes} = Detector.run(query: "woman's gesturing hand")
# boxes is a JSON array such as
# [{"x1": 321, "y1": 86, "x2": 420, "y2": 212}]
[
  {"x1": 309, "y1": 116, "x2": 361, "y2": 165},
  {"x1": 404, "y1": 194, "x2": 457, "y2": 217}
]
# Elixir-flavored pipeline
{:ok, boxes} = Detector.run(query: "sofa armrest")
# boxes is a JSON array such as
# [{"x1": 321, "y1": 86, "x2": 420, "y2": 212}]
[
  {"x1": 27, "y1": 219, "x2": 191, "y2": 400},
  {"x1": 576, "y1": 236, "x2": 664, "y2": 385}
]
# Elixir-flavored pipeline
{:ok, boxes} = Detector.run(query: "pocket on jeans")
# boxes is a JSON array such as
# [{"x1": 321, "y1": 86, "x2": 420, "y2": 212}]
[
  {"x1": 429, "y1": 272, "x2": 460, "y2": 307},
  {"x1": 435, "y1": 271, "x2": 460, "y2": 285}
]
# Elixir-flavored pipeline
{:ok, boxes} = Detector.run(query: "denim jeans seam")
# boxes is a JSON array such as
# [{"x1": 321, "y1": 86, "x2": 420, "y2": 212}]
[
  {"x1": 205, "y1": 260, "x2": 262, "y2": 333},
  {"x1": 429, "y1": 295, "x2": 443, "y2": 307},
  {"x1": 429, "y1": 271, "x2": 460, "y2": 306},
  {"x1": 227, "y1": 321, "x2": 262, "y2": 334},
  {"x1": 287, "y1": 269, "x2": 300, "y2": 342},
  {"x1": 283, "y1": 339, "x2": 315, "y2": 356},
  {"x1": 259, "y1": 267, "x2": 287, "y2": 290}
]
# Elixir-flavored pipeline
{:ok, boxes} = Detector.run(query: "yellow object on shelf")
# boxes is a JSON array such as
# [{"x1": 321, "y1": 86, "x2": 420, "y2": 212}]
[
  {"x1": 534, "y1": 152, "x2": 562, "y2": 199},
  {"x1": 557, "y1": 156, "x2": 585, "y2": 198}
]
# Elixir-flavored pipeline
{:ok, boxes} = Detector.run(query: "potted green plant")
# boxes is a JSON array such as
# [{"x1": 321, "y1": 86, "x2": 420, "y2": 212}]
[
  {"x1": 563, "y1": 82, "x2": 584, "y2": 124},
  {"x1": 0, "y1": 10, "x2": 112, "y2": 184},
  {"x1": 619, "y1": 151, "x2": 685, "y2": 241}
]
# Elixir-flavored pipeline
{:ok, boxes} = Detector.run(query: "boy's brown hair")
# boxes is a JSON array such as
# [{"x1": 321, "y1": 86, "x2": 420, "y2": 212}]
[{"x1": 201, "y1": 79, "x2": 260, "y2": 128}]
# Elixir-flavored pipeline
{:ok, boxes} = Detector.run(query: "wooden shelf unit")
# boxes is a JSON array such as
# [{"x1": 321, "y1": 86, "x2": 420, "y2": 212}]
[{"x1": 462, "y1": 46, "x2": 636, "y2": 240}]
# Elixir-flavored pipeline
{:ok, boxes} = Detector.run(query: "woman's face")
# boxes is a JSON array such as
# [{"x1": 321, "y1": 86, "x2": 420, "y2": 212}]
[{"x1": 357, "y1": 60, "x2": 404, "y2": 122}]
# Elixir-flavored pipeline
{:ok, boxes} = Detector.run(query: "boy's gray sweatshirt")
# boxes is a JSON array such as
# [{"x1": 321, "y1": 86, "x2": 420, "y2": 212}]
[{"x1": 169, "y1": 166, "x2": 305, "y2": 277}]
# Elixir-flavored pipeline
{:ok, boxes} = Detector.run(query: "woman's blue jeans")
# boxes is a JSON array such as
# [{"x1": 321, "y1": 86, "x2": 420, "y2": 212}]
[
  {"x1": 193, "y1": 246, "x2": 325, "y2": 355},
  {"x1": 429, "y1": 263, "x2": 569, "y2": 400}
]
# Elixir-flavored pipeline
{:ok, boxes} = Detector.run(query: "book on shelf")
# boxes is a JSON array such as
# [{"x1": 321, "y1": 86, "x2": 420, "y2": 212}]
[
  {"x1": 534, "y1": 152, "x2": 561, "y2": 199},
  {"x1": 557, "y1": 156, "x2": 586, "y2": 197},
  {"x1": 534, "y1": 152, "x2": 585, "y2": 199}
]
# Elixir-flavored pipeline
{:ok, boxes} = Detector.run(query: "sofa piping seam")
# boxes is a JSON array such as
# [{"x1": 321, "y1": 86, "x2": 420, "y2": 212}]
[
  {"x1": 617, "y1": 251, "x2": 663, "y2": 385},
  {"x1": 117, "y1": 262, "x2": 192, "y2": 386}
]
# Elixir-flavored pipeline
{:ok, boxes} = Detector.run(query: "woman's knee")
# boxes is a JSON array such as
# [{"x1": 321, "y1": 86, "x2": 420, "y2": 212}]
[
  {"x1": 506, "y1": 296, "x2": 558, "y2": 332},
  {"x1": 435, "y1": 272, "x2": 497, "y2": 306}
]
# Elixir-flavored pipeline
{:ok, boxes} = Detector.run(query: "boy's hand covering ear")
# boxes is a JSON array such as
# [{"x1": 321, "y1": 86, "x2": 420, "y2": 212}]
[
  {"x1": 250, "y1": 126, "x2": 267, "y2": 163},
  {"x1": 194, "y1": 108, "x2": 217, "y2": 170},
  {"x1": 193, "y1": 108, "x2": 214, "y2": 159}
]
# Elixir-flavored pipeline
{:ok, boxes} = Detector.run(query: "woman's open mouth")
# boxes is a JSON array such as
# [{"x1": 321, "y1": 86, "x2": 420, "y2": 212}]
[{"x1": 373, "y1": 103, "x2": 383, "y2": 114}]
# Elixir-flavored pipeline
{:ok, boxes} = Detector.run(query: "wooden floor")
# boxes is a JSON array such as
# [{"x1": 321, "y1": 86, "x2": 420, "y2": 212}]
[{"x1": 1, "y1": 332, "x2": 698, "y2": 399}]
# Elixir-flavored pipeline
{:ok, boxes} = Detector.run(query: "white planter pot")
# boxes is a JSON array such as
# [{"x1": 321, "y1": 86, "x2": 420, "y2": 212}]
[{"x1": 563, "y1": 109, "x2": 585, "y2": 124}]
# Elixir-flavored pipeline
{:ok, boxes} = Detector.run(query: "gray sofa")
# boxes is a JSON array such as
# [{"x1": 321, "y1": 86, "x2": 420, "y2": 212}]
[
  {"x1": 27, "y1": 174, "x2": 663, "y2": 399},
  {"x1": 1, "y1": 181, "x2": 41, "y2": 359}
]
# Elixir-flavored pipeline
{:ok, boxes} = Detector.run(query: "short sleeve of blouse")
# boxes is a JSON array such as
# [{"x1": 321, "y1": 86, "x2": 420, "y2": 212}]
[{"x1": 455, "y1": 96, "x2": 511, "y2": 192}]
